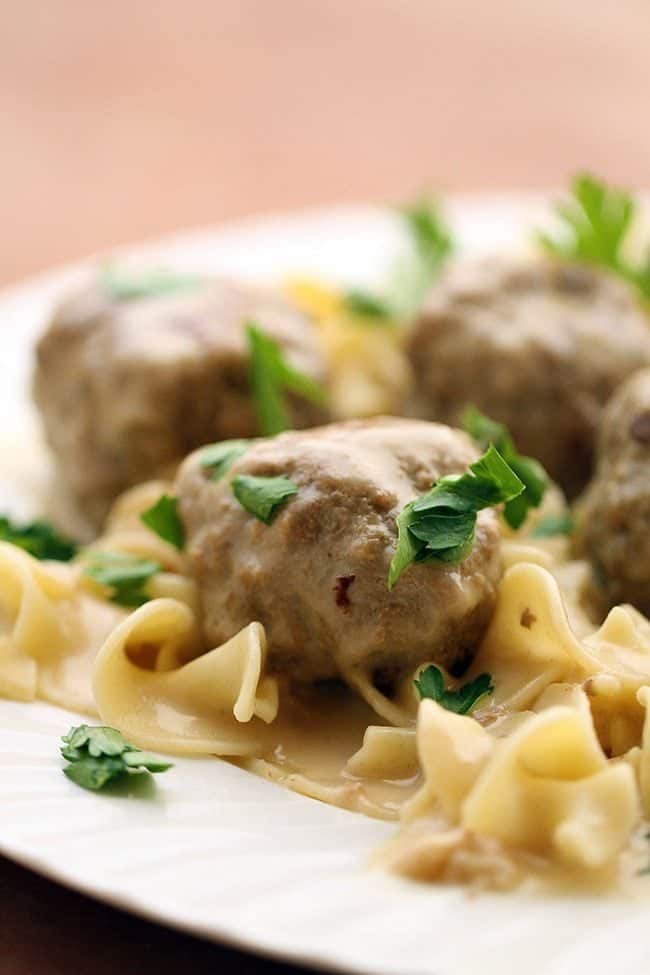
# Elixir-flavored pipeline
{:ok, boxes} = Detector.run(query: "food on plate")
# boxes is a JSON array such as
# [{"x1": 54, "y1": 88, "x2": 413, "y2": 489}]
[
  {"x1": 576, "y1": 368, "x2": 650, "y2": 614},
  {"x1": 6, "y1": 173, "x2": 650, "y2": 893},
  {"x1": 405, "y1": 256, "x2": 650, "y2": 498},
  {"x1": 33, "y1": 272, "x2": 328, "y2": 529},
  {"x1": 175, "y1": 417, "x2": 503, "y2": 691},
  {"x1": 284, "y1": 196, "x2": 454, "y2": 419},
  {"x1": 286, "y1": 277, "x2": 414, "y2": 420},
  {"x1": 60, "y1": 723, "x2": 173, "y2": 791}
]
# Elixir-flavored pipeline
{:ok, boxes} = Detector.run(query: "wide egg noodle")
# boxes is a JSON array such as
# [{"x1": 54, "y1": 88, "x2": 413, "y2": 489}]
[
  {"x1": 0, "y1": 541, "x2": 73, "y2": 700},
  {"x1": 92, "y1": 599, "x2": 280, "y2": 755},
  {"x1": 0, "y1": 541, "x2": 124, "y2": 712},
  {"x1": 402, "y1": 699, "x2": 494, "y2": 824},
  {"x1": 386, "y1": 692, "x2": 639, "y2": 880},
  {"x1": 636, "y1": 686, "x2": 650, "y2": 816},
  {"x1": 462, "y1": 704, "x2": 639, "y2": 870},
  {"x1": 468, "y1": 562, "x2": 650, "y2": 716},
  {"x1": 345, "y1": 726, "x2": 418, "y2": 780}
]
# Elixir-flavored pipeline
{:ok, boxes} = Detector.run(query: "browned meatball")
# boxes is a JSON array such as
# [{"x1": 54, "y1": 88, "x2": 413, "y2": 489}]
[
  {"x1": 576, "y1": 369, "x2": 650, "y2": 614},
  {"x1": 175, "y1": 417, "x2": 502, "y2": 688},
  {"x1": 406, "y1": 257, "x2": 650, "y2": 498},
  {"x1": 33, "y1": 275, "x2": 327, "y2": 529}
]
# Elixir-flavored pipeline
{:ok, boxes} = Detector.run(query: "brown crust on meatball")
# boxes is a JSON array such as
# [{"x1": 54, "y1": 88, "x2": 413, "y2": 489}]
[
  {"x1": 176, "y1": 417, "x2": 503, "y2": 686},
  {"x1": 405, "y1": 257, "x2": 650, "y2": 498},
  {"x1": 576, "y1": 369, "x2": 650, "y2": 614},
  {"x1": 33, "y1": 275, "x2": 328, "y2": 528}
]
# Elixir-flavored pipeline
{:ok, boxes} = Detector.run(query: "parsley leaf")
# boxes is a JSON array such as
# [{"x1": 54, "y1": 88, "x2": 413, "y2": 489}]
[
  {"x1": 462, "y1": 406, "x2": 548, "y2": 530},
  {"x1": 100, "y1": 265, "x2": 204, "y2": 302},
  {"x1": 61, "y1": 724, "x2": 172, "y2": 791},
  {"x1": 246, "y1": 322, "x2": 326, "y2": 437},
  {"x1": 388, "y1": 444, "x2": 524, "y2": 590},
  {"x1": 231, "y1": 474, "x2": 298, "y2": 524},
  {"x1": 414, "y1": 664, "x2": 494, "y2": 714},
  {"x1": 0, "y1": 516, "x2": 77, "y2": 561},
  {"x1": 400, "y1": 197, "x2": 454, "y2": 268},
  {"x1": 140, "y1": 494, "x2": 184, "y2": 549},
  {"x1": 61, "y1": 724, "x2": 128, "y2": 759},
  {"x1": 82, "y1": 551, "x2": 160, "y2": 607},
  {"x1": 531, "y1": 512, "x2": 575, "y2": 538},
  {"x1": 199, "y1": 439, "x2": 250, "y2": 480},
  {"x1": 636, "y1": 257, "x2": 650, "y2": 301},
  {"x1": 538, "y1": 173, "x2": 650, "y2": 301},
  {"x1": 342, "y1": 290, "x2": 393, "y2": 322},
  {"x1": 343, "y1": 196, "x2": 454, "y2": 323},
  {"x1": 387, "y1": 196, "x2": 455, "y2": 319}
]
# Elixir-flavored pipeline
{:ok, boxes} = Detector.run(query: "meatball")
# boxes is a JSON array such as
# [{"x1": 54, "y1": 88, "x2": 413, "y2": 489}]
[
  {"x1": 576, "y1": 369, "x2": 650, "y2": 614},
  {"x1": 406, "y1": 257, "x2": 650, "y2": 498},
  {"x1": 33, "y1": 275, "x2": 327, "y2": 529},
  {"x1": 175, "y1": 417, "x2": 502, "y2": 688}
]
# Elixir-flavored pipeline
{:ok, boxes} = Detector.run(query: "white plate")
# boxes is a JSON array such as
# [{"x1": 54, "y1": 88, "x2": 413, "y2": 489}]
[{"x1": 2, "y1": 196, "x2": 648, "y2": 975}]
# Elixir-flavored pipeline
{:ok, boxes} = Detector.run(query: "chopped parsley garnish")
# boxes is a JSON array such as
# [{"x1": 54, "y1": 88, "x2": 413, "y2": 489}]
[
  {"x1": 462, "y1": 406, "x2": 548, "y2": 530},
  {"x1": 231, "y1": 474, "x2": 298, "y2": 524},
  {"x1": 414, "y1": 664, "x2": 494, "y2": 714},
  {"x1": 538, "y1": 173, "x2": 650, "y2": 301},
  {"x1": 246, "y1": 322, "x2": 327, "y2": 436},
  {"x1": 99, "y1": 265, "x2": 205, "y2": 302},
  {"x1": 61, "y1": 724, "x2": 172, "y2": 791},
  {"x1": 343, "y1": 196, "x2": 454, "y2": 323},
  {"x1": 388, "y1": 445, "x2": 524, "y2": 590},
  {"x1": 0, "y1": 516, "x2": 77, "y2": 561},
  {"x1": 400, "y1": 197, "x2": 454, "y2": 268},
  {"x1": 140, "y1": 494, "x2": 184, "y2": 550},
  {"x1": 388, "y1": 197, "x2": 455, "y2": 321},
  {"x1": 200, "y1": 439, "x2": 250, "y2": 480},
  {"x1": 531, "y1": 512, "x2": 575, "y2": 539},
  {"x1": 342, "y1": 290, "x2": 393, "y2": 322},
  {"x1": 83, "y1": 551, "x2": 160, "y2": 607}
]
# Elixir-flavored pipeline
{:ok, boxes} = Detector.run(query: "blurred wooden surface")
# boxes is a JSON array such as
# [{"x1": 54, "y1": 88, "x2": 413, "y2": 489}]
[
  {"x1": 2, "y1": 0, "x2": 650, "y2": 286},
  {"x1": 0, "y1": 855, "x2": 313, "y2": 975},
  {"x1": 1, "y1": 2, "x2": 650, "y2": 973}
]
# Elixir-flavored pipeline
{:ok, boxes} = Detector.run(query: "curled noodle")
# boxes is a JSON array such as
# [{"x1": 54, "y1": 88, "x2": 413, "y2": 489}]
[{"x1": 93, "y1": 600, "x2": 279, "y2": 755}]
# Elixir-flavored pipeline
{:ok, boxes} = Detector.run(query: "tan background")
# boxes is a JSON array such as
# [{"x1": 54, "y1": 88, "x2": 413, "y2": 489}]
[
  {"x1": 2, "y1": 2, "x2": 650, "y2": 972},
  {"x1": 2, "y1": 0, "x2": 650, "y2": 287}
]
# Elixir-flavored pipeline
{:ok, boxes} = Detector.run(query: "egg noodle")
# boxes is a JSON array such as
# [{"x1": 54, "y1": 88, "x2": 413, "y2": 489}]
[{"x1": 3, "y1": 475, "x2": 650, "y2": 892}]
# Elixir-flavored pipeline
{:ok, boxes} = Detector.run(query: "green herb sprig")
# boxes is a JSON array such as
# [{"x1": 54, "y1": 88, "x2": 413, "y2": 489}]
[
  {"x1": 82, "y1": 551, "x2": 161, "y2": 607},
  {"x1": 538, "y1": 173, "x2": 650, "y2": 301},
  {"x1": 61, "y1": 725, "x2": 172, "y2": 791},
  {"x1": 414, "y1": 665, "x2": 494, "y2": 715},
  {"x1": 462, "y1": 406, "x2": 548, "y2": 530},
  {"x1": 247, "y1": 323, "x2": 326, "y2": 437},
  {"x1": 231, "y1": 474, "x2": 298, "y2": 525},
  {"x1": 342, "y1": 290, "x2": 393, "y2": 322},
  {"x1": 200, "y1": 440, "x2": 250, "y2": 480},
  {"x1": 0, "y1": 516, "x2": 77, "y2": 561},
  {"x1": 388, "y1": 444, "x2": 524, "y2": 590},
  {"x1": 531, "y1": 512, "x2": 575, "y2": 539},
  {"x1": 343, "y1": 196, "x2": 454, "y2": 323},
  {"x1": 140, "y1": 494, "x2": 185, "y2": 550},
  {"x1": 100, "y1": 266, "x2": 205, "y2": 302}
]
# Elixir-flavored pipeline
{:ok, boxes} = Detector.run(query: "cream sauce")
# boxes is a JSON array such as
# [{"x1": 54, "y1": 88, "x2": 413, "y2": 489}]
[{"x1": 235, "y1": 682, "x2": 419, "y2": 821}]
